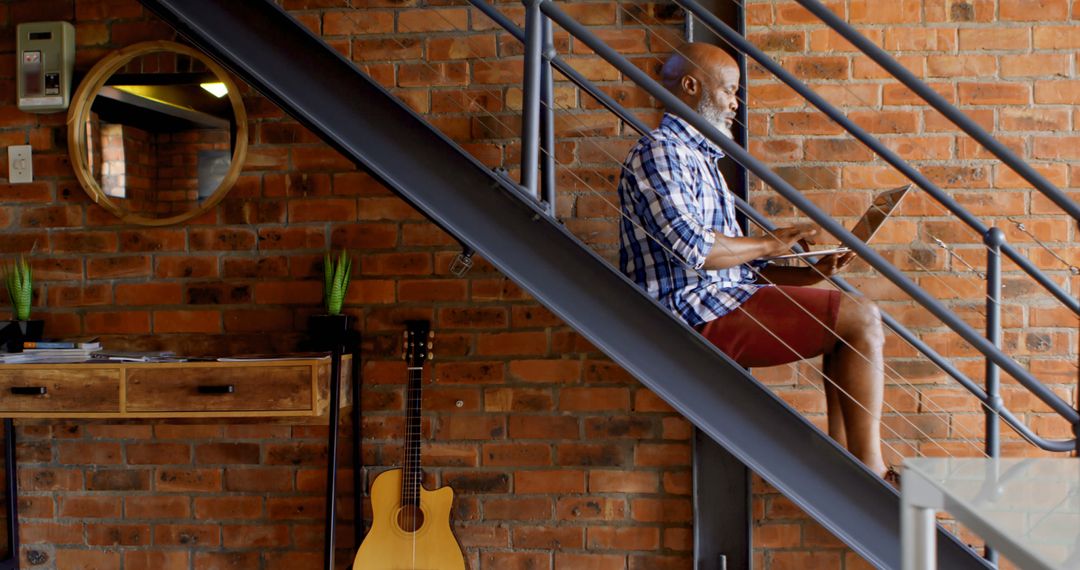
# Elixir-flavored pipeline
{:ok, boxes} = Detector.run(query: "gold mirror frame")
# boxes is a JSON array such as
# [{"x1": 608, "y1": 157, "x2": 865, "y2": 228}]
[{"x1": 67, "y1": 40, "x2": 248, "y2": 226}]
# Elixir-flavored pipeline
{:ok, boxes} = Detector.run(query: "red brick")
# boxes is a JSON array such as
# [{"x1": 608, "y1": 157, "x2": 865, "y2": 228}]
[
  {"x1": 1001, "y1": 0, "x2": 1069, "y2": 20},
  {"x1": 226, "y1": 468, "x2": 296, "y2": 492},
  {"x1": 559, "y1": 387, "x2": 630, "y2": 411},
  {"x1": 484, "y1": 497, "x2": 552, "y2": 520},
  {"x1": 436, "y1": 415, "x2": 506, "y2": 440},
  {"x1": 1034, "y1": 25, "x2": 1080, "y2": 48},
  {"x1": 115, "y1": 282, "x2": 183, "y2": 306},
  {"x1": 60, "y1": 496, "x2": 121, "y2": 518},
  {"x1": 125, "y1": 496, "x2": 191, "y2": 519},
  {"x1": 513, "y1": 526, "x2": 585, "y2": 549},
  {"x1": 153, "y1": 524, "x2": 220, "y2": 547},
  {"x1": 508, "y1": 415, "x2": 580, "y2": 439},
  {"x1": 631, "y1": 498, "x2": 692, "y2": 523},
  {"x1": 509, "y1": 360, "x2": 582, "y2": 383},
  {"x1": 515, "y1": 470, "x2": 585, "y2": 494},
  {"x1": 117, "y1": 228, "x2": 186, "y2": 251},
  {"x1": 84, "y1": 311, "x2": 151, "y2": 334},
  {"x1": 479, "y1": 332, "x2": 550, "y2": 357},
  {"x1": 54, "y1": 550, "x2": 121, "y2": 570},
  {"x1": 772, "y1": 551, "x2": 843, "y2": 570},
  {"x1": 323, "y1": 10, "x2": 392, "y2": 34},
  {"x1": 481, "y1": 552, "x2": 552, "y2": 569},
  {"x1": 484, "y1": 388, "x2": 554, "y2": 412},
  {"x1": 153, "y1": 310, "x2": 222, "y2": 333},
  {"x1": 124, "y1": 551, "x2": 190, "y2": 570},
  {"x1": 21, "y1": 522, "x2": 83, "y2": 545},
  {"x1": 398, "y1": 279, "x2": 468, "y2": 302},
  {"x1": 156, "y1": 468, "x2": 223, "y2": 492},
  {"x1": 194, "y1": 552, "x2": 262, "y2": 570},
  {"x1": 958, "y1": 82, "x2": 1031, "y2": 105},
  {"x1": 86, "y1": 255, "x2": 150, "y2": 279},
  {"x1": 268, "y1": 497, "x2": 325, "y2": 520},
  {"x1": 87, "y1": 524, "x2": 151, "y2": 546},
  {"x1": 482, "y1": 443, "x2": 552, "y2": 467},
  {"x1": 587, "y1": 526, "x2": 660, "y2": 551},
  {"x1": 59, "y1": 442, "x2": 122, "y2": 465},
  {"x1": 634, "y1": 443, "x2": 690, "y2": 466},
  {"x1": 155, "y1": 255, "x2": 219, "y2": 279},
  {"x1": 849, "y1": 0, "x2": 920, "y2": 22},
  {"x1": 287, "y1": 198, "x2": 357, "y2": 222},
  {"x1": 1002, "y1": 54, "x2": 1070, "y2": 78},
  {"x1": 194, "y1": 494, "x2": 263, "y2": 520}
]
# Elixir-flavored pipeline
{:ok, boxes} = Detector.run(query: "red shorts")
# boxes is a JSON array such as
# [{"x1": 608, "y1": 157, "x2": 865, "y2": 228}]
[{"x1": 695, "y1": 285, "x2": 842, "y2": 368}]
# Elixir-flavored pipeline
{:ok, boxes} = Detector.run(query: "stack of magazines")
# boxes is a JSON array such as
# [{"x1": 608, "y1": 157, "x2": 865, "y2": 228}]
[{"x1": 0, "y1": 337, "x2": 103, "y2": 364}]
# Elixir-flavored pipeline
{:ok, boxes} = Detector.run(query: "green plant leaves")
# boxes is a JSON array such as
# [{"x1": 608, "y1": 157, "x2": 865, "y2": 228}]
[
  {"x1": 4, "y1": 256, "x2": 31, "y2": 321},
  {"x1": 323, "y1": 250, "x2": 353, "y2": 316}
]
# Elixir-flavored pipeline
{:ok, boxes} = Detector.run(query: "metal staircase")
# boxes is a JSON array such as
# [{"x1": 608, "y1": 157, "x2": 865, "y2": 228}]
[{"x1": 134, "y1": 0, "x2": 1074, "y2": 568}]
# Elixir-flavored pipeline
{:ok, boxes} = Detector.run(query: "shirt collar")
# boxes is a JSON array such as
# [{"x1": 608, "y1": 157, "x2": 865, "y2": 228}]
[{"x1": 659, "y1": 112, "x2": 726, "y2": 159}]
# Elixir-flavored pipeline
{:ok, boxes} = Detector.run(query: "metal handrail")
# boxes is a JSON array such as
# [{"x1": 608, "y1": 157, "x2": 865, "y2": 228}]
[
  {"x1": 538, "y1": 0, "x2": 1079, "y2": 426},
  {"x1": 463, "y1": 0, "x2": 1079, "y2": 450},
  {"x1": 676, "y1": 0, "x2": 1079, "y2": 316},
  {"x1": 793, "y1": 0, "x2": 1080, "y2": 224}
]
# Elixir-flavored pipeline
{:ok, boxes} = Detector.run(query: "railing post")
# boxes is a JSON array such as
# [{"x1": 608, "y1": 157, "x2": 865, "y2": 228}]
[
  {"x1": 984, "y1": 226, "x2": 1005, "y2": 566},
  {"x1": 520, "y1": 0, "x2": 543, "y2": 200},
  {"x1": 539, "y1": 14, "x2": 556, "y2": 216}
]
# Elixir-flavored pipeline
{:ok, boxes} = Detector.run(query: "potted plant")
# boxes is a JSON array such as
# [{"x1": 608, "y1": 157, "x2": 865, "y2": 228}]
[
  {"x1": 308, "y1": 250, "x2": 354, "y2": 351},
  {"x1": 2, "y1": 256, "x2": 43, "y2": 352}
]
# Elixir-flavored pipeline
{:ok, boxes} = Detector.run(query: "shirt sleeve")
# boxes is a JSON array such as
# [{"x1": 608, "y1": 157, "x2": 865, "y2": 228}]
[{"x1": 631, "y1": 140, "x2": 715, "y2": 270}]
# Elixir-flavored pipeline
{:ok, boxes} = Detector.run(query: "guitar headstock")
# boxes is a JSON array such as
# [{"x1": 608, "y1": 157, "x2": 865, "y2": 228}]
[{"x1": 402, "y1": 320, "x2": 433, "y2": 367}]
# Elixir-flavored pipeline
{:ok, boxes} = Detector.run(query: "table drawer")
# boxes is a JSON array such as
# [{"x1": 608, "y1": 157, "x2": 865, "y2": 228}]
[
  {"x1": 0, "y1": 368, "x2": 121, "y2": 413},
  {"x1": 125, "y1": 364, "x2": 314, "y2": 413}
]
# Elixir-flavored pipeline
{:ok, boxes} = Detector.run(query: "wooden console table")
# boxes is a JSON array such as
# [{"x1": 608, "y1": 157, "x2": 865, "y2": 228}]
[
  {"x1": 0, "y1": 357, "x2": 350, "y2": 419},
  {"x1": 0, "y1": 355, "x2": 359, "y2": 570}
]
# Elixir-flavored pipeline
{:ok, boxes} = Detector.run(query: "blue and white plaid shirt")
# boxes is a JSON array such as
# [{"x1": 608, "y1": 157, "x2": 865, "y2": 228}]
[{"x1": 618, "y1": 113, "x2": 763, "y2": 327}]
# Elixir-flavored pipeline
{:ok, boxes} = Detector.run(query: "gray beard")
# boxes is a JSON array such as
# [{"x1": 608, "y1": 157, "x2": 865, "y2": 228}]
[{"x1": 698, "y1": 98, "x2": 734, "y2": 140}]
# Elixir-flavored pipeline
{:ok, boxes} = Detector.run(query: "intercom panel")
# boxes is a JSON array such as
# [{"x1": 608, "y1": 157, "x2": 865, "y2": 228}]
[{"x1": 16, "y1": 21, "x2": 75, "y2": 113}]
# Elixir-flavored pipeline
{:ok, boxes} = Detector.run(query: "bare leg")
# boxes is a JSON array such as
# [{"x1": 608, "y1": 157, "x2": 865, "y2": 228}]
[
  {"x1": 822, "y1": 353, "x2": 847, "y2": 448},
  {"x1": 828, "y1": 295, "x2": 886, "y2": 476}
]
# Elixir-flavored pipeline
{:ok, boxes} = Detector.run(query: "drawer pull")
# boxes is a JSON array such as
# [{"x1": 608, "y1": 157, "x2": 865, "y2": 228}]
[
  {"x1": 197, "y1": 385, "x2": 235, "y2": 395},
  {"x1": 10, "y1": 386, "x2": 46, "y2": 396}
]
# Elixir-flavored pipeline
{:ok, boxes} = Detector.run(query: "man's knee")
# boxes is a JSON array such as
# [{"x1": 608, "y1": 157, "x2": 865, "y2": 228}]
[{"x1": 837, "y1": 295, "x2": 884, "y2": 346}]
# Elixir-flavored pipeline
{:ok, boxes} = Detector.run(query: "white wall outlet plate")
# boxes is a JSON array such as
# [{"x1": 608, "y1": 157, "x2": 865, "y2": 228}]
[{"x1": 8, "y1": 145, "x2": 32, "y2": 184}]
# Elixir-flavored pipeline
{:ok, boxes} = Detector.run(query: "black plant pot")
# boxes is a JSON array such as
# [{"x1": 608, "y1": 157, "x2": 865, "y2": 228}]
[
  {"x1": 0, "y1": 319, "x2": 44, "y2": 352},
  {"x1": 307, "y1": 314, "x2": 353, "y2": 352}
]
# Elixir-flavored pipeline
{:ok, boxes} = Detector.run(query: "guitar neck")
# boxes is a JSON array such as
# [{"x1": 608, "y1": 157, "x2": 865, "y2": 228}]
[{"x1": 401, "y1": 364, "x2": 424, "y2": 508}]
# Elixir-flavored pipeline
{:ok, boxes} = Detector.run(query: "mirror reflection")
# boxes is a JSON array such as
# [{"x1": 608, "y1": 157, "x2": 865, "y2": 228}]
[{"x1": 76, "y1": 46, "x2": 242, "y2": 220}]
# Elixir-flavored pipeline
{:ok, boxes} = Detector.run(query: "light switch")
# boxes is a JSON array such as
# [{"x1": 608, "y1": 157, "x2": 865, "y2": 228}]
[{"x1": 8, "y1": 145, "x2": 32, "y2": 184}]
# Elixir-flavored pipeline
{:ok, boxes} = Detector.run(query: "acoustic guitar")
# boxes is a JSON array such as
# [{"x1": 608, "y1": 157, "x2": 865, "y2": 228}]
[{"x1": 353, "y1": 320, "x2": 466, "y2": 570}]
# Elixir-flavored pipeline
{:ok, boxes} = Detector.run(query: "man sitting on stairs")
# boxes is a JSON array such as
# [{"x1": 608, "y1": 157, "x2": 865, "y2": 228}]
[{"x1": 617, "y1": 42, "x2": 891, "y2": 481}]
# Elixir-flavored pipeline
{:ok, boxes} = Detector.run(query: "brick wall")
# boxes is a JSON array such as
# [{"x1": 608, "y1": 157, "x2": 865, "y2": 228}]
[
  {"x1": 0, "y1": 0, "x2": 693, "y2": 568},
  {"x1": 1, "y1": 0, "x2": 1077, "y2": 568}
]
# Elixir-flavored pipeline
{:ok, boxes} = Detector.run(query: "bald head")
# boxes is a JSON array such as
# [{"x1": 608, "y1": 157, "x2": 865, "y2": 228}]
[{"x1": 660, "y1": 43, "x2": 740, "y2": 136}]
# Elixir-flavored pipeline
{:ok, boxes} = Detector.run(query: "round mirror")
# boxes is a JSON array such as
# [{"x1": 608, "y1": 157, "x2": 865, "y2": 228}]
[{"x1": 67, "y1": 41, "x2": 247, "y2": 226}]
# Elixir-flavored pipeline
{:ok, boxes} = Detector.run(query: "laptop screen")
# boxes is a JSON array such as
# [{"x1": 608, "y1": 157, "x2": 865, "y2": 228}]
[{"x1": 850, "y1": 184, "x2": 913, "y2": 244}]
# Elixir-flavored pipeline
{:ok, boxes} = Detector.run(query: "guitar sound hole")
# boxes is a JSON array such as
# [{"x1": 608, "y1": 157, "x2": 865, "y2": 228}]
[{"x1": 396, "y1": 505, "x2": 425, "y2": 532}]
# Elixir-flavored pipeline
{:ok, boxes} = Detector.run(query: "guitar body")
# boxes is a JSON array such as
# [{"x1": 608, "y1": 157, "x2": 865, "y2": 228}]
[{"x1": 353, "y1": 468, "x2": 466, "y2": 570}]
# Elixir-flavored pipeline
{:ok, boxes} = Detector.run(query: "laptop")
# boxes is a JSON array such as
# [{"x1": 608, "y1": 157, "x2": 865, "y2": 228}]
[{"x1": 766, "y1": 184, "x2": 913, "y2": 260}]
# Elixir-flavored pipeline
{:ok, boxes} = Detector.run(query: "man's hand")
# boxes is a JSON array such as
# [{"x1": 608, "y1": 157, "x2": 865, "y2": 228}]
[
  {"x1": 767, "y1": 224, "x2": 819, "y2": 257},
  {"x1": 756, "y1": 250, "x2": 856, "y2": 287},
  {"x1": 811, "y1": 251, "x2": 856, "y2": 279}
]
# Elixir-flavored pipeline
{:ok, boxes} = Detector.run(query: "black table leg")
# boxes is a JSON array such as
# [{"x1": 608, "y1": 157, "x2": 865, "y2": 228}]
[
  {"x1": 323, "y1": 348, "x2": 343, "y2": 570},
  {"x1": 351, "y1": 344, "x2": 363, "y2": 556},
  {"x1": 0, "y1": 419, "x2": 19, "y2": 570}
]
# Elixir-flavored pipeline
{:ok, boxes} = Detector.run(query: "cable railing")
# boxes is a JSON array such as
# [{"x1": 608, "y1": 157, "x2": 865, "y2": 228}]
[
  {"x1": 330, "y1": 0, "x2": 1078, "y2": 461},
  {"x1": 438, "y1": 0, "x2": 1080, "y2": 462},
  {"x1": 363, "y1": 7, "x2": 992, "y2": 460},
  {"x1": 676, "y1": 0, "x2": 1080, "y2": 316}
]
